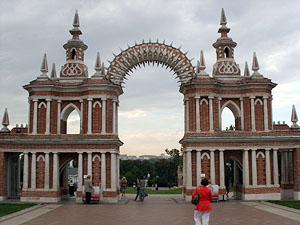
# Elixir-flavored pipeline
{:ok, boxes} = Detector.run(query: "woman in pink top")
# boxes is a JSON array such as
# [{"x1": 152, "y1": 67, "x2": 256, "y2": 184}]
[{"x1": 192, "y1": 178, "x2": 212, "y2": 225}]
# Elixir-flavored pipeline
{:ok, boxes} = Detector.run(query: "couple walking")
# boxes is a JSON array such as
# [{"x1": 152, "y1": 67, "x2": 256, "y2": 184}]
[{"x1": 134, "y1": 176, "x2": 147, "y2": 201}]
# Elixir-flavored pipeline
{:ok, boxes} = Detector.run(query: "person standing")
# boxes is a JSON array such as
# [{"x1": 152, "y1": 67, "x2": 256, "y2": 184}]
[
  {"x1": 192, "y1": 178, "x2": 212, "y2": 225},
  {"x1": 134, "y1": 176, "x2": 141, "y2": 201},
  {"x1": 139, "y1": 176, "x2": 146, "y2": 201},
  {"x1": 84, "y1": 175, "x2": 93, "y2": 204}
]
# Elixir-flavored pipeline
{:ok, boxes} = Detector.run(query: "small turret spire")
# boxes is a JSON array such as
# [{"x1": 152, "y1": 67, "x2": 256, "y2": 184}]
[
  {"x1": 92, "y1": 52, "x2": 105, "y2": 79},
  {"x1": 220, "y1": 8, "x2": 227, "y2": 26},
  {"x1": 196, "y1": 50, "x2": 209, "y2": 77},
  {"x1": 0, "y1": 108, "x2": 10, "y2": 133},
  {"x1": 252, "y1": 52, "x2": 262, "y2": 76},
  {"x1": 50, "y1": 63, "x2": 57, "y2": 79},
  {"x1": 291, "y1": 104, "x2": 299, "y2": 129},
  {"x1": 73, "y1": 10, "x2": 80, "y2": 28},
  {"x1": 95, "y1": 52, "x2": 101, "y2": 72},
  {"x1": 38, "y1": 53, "x2": 48, "y2": 79},
  {"x1": 244, "y1": 61, "x2": 250, "y2": 77}
]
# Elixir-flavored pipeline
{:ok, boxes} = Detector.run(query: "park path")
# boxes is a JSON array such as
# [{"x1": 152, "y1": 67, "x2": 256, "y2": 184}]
[{"x1": 1, "y1": 194, "x2": 299, "y2": 225}]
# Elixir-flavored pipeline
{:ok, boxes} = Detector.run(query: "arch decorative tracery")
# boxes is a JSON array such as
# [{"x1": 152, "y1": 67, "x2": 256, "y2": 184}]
[{"x1": 107, "y1": 41, "x2": 195, "y2": 85}]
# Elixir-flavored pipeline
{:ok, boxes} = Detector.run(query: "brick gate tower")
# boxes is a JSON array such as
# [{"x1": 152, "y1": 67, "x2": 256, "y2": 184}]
[{"x1": 180, "y1": 9, "x2": 300, "y2": 201}]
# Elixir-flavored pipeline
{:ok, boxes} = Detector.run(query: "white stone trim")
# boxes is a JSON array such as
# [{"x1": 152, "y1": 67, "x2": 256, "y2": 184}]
[
  {"x1": 21, "y1": 197, "x2": 61, "y2": 203},
  {"x1": 61, "y1": 103, "x2": 81, "y2": 121},
  {"x1": 254, "y1": 98, "x2": 263, "y2": 105},
  {"x1": 36, "y1": 155, "x2": 45, "y2": 161},
  {"x1": 101, "y1": 99, "x2": 107, "y2": 134},
  {"x1": 294, "y1": 191, "x2": 300, "y2": 200},
  {"x1": 256, "y1": 151, "x2": 265, "y2": 158},
  {"x1": 201, "y1": 152, "x2": 210, "y2": 160},
  {"x1": 242, "y1": 193, "x2": 280, "y2": 200},
  {"x1": 92, "y1": 154, "x2": 101, "y2": 161},
  {"x1": 93, "y1": 101, "x2": 101, "y2": 108},
  {"x1": 38, "y1": 102, "x2": 47, "y2": 108},
  {"x1": 200, "y1": 98, "x2": 208, "y2": 105},
  {"x1": 101, "y1": 153, "x2": 106, "y2": 190},
  {"x1": 186, "y1": 151, "x2": 192, "y2": 188}
]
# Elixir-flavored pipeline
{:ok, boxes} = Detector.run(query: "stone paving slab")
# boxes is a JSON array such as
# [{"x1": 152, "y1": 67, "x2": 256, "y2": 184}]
[{"x1": 3, "y1": 195, "x2": 299, "y2": 225}]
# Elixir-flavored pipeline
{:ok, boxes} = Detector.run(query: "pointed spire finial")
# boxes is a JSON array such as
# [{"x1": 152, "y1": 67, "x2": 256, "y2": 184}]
[
  {"x1": 196, "y1": 50, "x2": 209, "y2": 77},
  {"x1": 1, "y1": 108, "x2": 10, "y2": 133},
  {"x1": 50, "y1": 63, "x2": 57, "y2": 78},
  {"x1": 244, "y1": 61, "x2": 250, "y2": 77},
  {"x1": 73, "y1": 10, "x2": 80, "y2": 28},
  {"x1": 220, "y1": 8, "x2": 227, "y2": 26},
  {"x1": 252, "y1": 52, "x2": 262, "y2": 76},
  {"x1": 291, "y1": 104, "x2": 300, "y2": 129},
  {"x1": 39, "y1": 53, "x2": 48, "y2": 78},
  {"x1": 95, "y1": 52, "x2": 101, "y2": 72}
]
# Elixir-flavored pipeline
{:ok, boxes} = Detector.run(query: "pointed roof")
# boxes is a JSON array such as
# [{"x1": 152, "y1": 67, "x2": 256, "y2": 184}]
[
  {"x1": 2, "y1": 108, "x2": 9, "y2": 126},
  {"x1": 252, "y1": 52, "x2": 262, "y2": 76},
  {"x1": 73, "y1": 10, "x2": 80, "y2": 28},
  {"x1": 196, "y1": 50, "x2": 209, "y2": 77},
  {"x1": 38, "y1": 53, "x2": 48, "y2": 78},
  {"x1": 0, "y1": 108, "x2": 10, "y2": 133},
  {"x1": 291, "y1": 104, "x2": 299, "y2": 129},
  {"x1": 244, "y1": 61, "x2": 250, "y2": 77},
  {"x1": 220, "y1": 8, "x2": 227, "y2": 26},
  {"x1": 50, "y1": 63, "x2": 57, "y2": 78},
  {"x1": 95, "y1": 52, "x2": 101, "y2": 72},
  {"x1": 218, "y1": 8, "x2": 230, "y2": 35}
]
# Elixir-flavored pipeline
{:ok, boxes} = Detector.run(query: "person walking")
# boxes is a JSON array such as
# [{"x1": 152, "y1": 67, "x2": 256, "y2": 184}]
[
  {"x1": 134, "y1": 176, "x2": 141, "y2": 201},
  {"x1": 192, "y1": 178, "x2": 212, "y2": 225},
  {"x1": 139, "y1": 176, "x2": 146, "y2": 201},
  {"x1": 120, "y1": 177, "x2": 127, "y2": 197},
  {"x1": 84, "y1": 175, "x2": 93, "y2": 204}
]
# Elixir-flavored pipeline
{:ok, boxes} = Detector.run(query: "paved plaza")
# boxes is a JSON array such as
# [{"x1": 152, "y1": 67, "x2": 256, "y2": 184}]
[{"x1": 0, "y1": 194, "x2": 299, "y2": 225}]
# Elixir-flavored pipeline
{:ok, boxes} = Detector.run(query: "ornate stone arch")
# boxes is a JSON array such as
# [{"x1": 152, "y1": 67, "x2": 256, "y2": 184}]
[
  {"x1": 92, "y1": 154, "x2": 101, "y2": 161},
  {"x1": 256, "y1": 151, "x2": 265, "y2": 158},
  {"x1": 107, "y1": 41, "x2": 195, "y2": 85},
  {"x1": 93, "y1": 101, "x2": 101, "y2": 108},
  {"x1": 37, "y1": 155, "x2": 45, "y2": 161},
  {"x1": 61, "y1": 103, "x2": 81, "y2": 121},
  {"x1": 200, "y1": 98, "x2": 208, "y2": 105},
  {"x1": 201, "y1": 152, "x2": 210, "y2": 160}
]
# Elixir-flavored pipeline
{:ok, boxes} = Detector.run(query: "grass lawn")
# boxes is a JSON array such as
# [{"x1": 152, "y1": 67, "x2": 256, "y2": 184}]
[
  {"x1": 268, "y1": 201, "x2": 300, "y2": 210},
  {"x1": 125, "y1": 187, "x2": 182, "y2": 194},
  {"x1": 0, "y1": 203, "x2": 36, "y2": 217}
]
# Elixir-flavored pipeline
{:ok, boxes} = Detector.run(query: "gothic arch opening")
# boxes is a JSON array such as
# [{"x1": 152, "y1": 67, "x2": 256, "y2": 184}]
[
  {"x1": 221, "y1": 101, "x2": 241, "y2": 131},
  {"x1": 61, "y1": 103, "x2": 81, "y2": 134}
]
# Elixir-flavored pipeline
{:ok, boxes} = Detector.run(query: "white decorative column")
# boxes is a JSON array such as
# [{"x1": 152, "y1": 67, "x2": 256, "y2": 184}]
[
  {"x1": 273, "y1": 148, "x2": 279, "y2": 186},
  {"x1": 210, "y1": 149, "x2": 215, "y2": 184},
  {"x1": 88, "y1": 152, "x2": 92, "y2": 178},
  {"x1": 209, "y1": 96, "x2": 214, "y2": 132},
  {"x1": 31, "y1": 152, "x2": 36, "y2": 190},
  {"x1": 87, "y1": 98, "x2": 92, "y2": 134},
  {"x1": 288, "y1": 150, "x2": 294, "y2": 183},
  {"x1": 101, "y1": 98, "x2": 107, "y2": 134},
  {"x1": 195, "y1": 97, "x2": 200, "y2": 132},
  {"x1": 196, "y1": 150, "x2": 202, "y2": 187},
  {"x1": 240, "y1": 97, "x2": 244, "y2": 130},
  {"x1": 53, "y1": 153, "x2": 59, "y2": 191},
  {"x1": 45, "y1": 153, "x2": 50, "y2": 190},
  {"x1": 186, "y1": 150, "x2": 192, "y2": 188},
  {"x1": 111, "y1": 153, "x2": 117, "y2": 191},
  {"x1": 263, "y1": 96, "x2": 269, "y2": 131},
  {"x1": 116, "y1": 102, "x2": 119, "y2": 134},
  {"x1": 219, "y1": 149, "x2": 225, "y2": 188},
  {"x1": 251, "y1": 149, "x2": 257, "y2": 186},
  {"x1": 28, "y1": 99, "x2": 31, "y2": 134},
  {"x1": 182, "y1": 152, "x2": 186, "y2": 187},
  {"x1": 78, "y1": 153, "x2": 83, "y2": 191},
  {"x1": 57, "y1": 100, "x2": 61, "y2": 134},
  {"x1": 23, "y1": 152, "x2": 29, "y2": 190},
  {"x1": 271, "y1": 95, "x2": 274, "y2": 130},
  {"x1": 250, "y1": 96, "x2": 256, "y2": 131},
  {"x1": 80, "y1": 100, "x2": 83, "y2": 134},
  {"x1": 45, "y1": 99, "x2": 51, "y2": 134},
  {"x1": 265, "y1": 148, "x2": 271, "y2": 186},
  {"x1": 243, "y1": 149, "x2": 249, "y2": 186},
  {"x1": 32, "y1": 99, "x2": 38, "y2": 134},
  {"x1": 101, "y1": 152, "x2": 106, "y2": 190},
  {"x1": 117, "y1": 154, "x2": 120, "y2": 189},
  {"x1": 218, "y1": 97, "x2": 222, "y2": 129},
  {"x1": 113, "y1": 100, "x2": 117, "y2": 134}
]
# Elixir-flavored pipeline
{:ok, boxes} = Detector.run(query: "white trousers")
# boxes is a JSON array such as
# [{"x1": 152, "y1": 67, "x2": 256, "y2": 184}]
[{"x1": 194, "y1": 210, "x2": 210, "y2": 225}]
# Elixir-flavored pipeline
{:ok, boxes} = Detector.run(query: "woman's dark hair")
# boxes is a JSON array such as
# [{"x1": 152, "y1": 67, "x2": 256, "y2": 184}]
[{"x1": 201, "y1": 178, "x2": 209, "y2": 186}]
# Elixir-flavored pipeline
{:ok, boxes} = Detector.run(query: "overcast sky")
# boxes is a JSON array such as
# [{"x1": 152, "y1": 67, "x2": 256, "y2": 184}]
[{"x1": 1, "y1": 0, "x2": 300, "y2": 156}]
